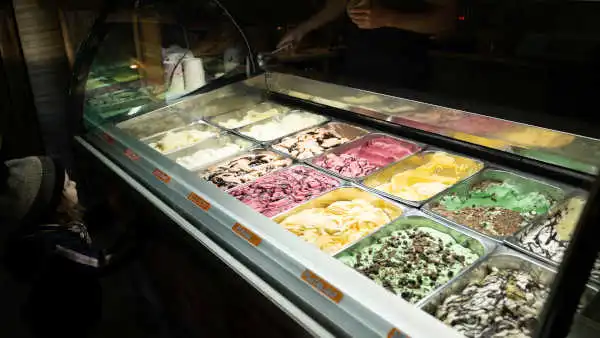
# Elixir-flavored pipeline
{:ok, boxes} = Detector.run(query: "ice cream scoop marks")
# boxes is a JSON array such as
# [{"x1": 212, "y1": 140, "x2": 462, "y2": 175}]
[{"x1": 425, "y1": 170, "x2": 564, "y2": 241}]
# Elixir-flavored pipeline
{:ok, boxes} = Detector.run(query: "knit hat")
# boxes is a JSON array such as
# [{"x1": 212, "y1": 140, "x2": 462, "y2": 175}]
[{"x1": 0, "y1": 156, "x2": 65, "y2": 226}]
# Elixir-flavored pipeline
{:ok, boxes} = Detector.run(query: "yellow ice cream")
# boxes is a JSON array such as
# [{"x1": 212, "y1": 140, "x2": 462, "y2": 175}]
[
  {"x1": 452, "y1": 132, "x2": 510, "y2": 150},
  {"x1": 556, "y1": 197, "x2": 586, "y2": 241},
  {"x1": 495, "y1": 127, "x2": 574, "y2": 149},
  {"x1": 375, "y1": 152, "x2": 483, "y2": 201},
  {"x1": 279, "y1": 199, "x2": 397, "y2": 254}
]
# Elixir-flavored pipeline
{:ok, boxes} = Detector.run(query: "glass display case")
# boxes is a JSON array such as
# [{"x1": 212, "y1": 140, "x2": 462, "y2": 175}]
[{"x1": 70, "y1": 1, "x2": 600, "y2": 337}]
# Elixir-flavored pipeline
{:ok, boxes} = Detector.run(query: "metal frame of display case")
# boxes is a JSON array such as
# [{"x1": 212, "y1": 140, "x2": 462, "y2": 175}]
[
  {"x1": 79, "y1": 74, "x2": 465, "y2": 337},
  {"x1": 76, "y1": 72, "x2": 600, "y2": 338},
  {"x1": 68, "y1": 2, "x2": 600, "y2": 337}
]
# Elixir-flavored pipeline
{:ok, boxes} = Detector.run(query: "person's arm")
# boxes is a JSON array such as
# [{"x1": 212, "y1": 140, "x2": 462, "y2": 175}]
[
  {"x1": 277, "y1": 0, "x2": 346, "y2": 49},
  {"x1": 348, "y1": 0, "x2": 457, "y2": 36}
]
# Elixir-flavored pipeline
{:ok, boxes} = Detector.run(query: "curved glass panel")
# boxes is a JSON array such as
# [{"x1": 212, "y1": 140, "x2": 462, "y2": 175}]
[{"x1": 81, "y1": 1, "x2": 251, "y2": 126}]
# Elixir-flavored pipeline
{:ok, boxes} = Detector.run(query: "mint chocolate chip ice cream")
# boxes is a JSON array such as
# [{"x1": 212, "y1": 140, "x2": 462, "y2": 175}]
[
  {"x1": 339, "y1": 226, "x2": 479, "y2": 303},
  {"x1": 431, "y1": 180, "x2": 554, "y2": 237}
]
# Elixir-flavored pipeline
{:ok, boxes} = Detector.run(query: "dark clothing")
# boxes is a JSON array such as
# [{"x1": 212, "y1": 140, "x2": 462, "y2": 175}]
[
  {"x1": 342, "y1": 0, "x2": 433, "y2": 90},
  {"x1": 343, "y1": 26, "x2": 431, "y2": 89},
  {"x1": 4, "y1": 221, "x2": 134, "y2": 338}
]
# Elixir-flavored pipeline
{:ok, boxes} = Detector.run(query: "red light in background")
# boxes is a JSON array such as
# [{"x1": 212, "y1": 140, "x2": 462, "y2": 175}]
[{"x1": 458, "y1": 16, "x2": 466, "y2": 21}]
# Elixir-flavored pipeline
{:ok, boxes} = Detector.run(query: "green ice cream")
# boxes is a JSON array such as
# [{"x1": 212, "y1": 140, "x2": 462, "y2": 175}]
[
  {"x1": 339, "y1": 226, "x2": 479, "y2": 303},
  {"x1": 432, "y1": 180, "x2": 554, "y2": 237}
]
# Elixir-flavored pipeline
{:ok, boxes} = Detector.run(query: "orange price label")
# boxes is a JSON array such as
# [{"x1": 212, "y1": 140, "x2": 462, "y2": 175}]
[
  {"x1": 232, "y1": 223, "x2": 262, "y2": 246},
  {"x1": 301, "y1": 270, "x2": 343, "y2": 303},
  {"x1": 187, "y1": 192, "x2": 211, "y2": 211},
  {"x1": 388, "y1": 328, "x2": 410, "y2": 338},
  {"x1": 124, "y1": 149, "x2": 140, "y2": 161},
  {"x1": 102, "y1": 132, "x2": 114, "y2": 144},
  {"x1": 152, "y1": 169, "x2": 171, "y2": 184}
]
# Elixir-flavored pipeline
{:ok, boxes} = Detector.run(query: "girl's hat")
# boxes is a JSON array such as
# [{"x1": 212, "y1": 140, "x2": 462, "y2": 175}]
[{"x1": 0, "y1": 156, "x2": 65, "y2": 226}]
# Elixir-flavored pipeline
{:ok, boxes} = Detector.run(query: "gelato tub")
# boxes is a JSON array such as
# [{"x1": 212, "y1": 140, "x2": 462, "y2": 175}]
[
  {"x1": 229, "y1": 165, "x2": 340, "y2": 217},
  {"x1": 117, "y1": 108, "x2": 187, "y2": 139},
  {"x1": 208, "y1": 102, "x2": 290, "y2": 129},
  {"x1": 142, "y1": 122, "x2": 220, "y2": 154},
  {"x1": 362, "y1": 151, "x2": 483, "y2": 206},
  {"x1": 311, "y1": 134, "x2": 421, "y2": 180},
  {"x1": 200, "y1": 148, "x2": 293, "y2": 191},
  {"x1": 509, "y1": 195, "x2": 600, "y2": 282},
  {"x1": 421, "y1": 249, "x2": 597, "y2": 338},
  {"x1": 170, "y1": 133, "x2": 254, "y2": 171},
  {"x1": 273, "y1": 187, "x2": 405, "y2": 254},
  {"x1": 272, "y1": 122, "x2": 369, "y2": 160},
  {"x1": 336, "y1": 212, "x2": 490, "y2": 304},
  {"x1": 425, "y1": 169, "x2": 566, "y2": 241},
  {"x1": 237, "y1": 110, "x2": 328, "y2": 142}
]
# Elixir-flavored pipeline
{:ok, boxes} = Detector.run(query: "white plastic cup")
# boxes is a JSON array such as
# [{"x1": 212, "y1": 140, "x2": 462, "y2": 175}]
[{"x1": 183, "y1": 58, "x2": 206, "y2": 92}]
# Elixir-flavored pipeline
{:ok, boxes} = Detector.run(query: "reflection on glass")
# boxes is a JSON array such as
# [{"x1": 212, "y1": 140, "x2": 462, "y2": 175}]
[
  {"x1": 82, "y1": 3, "x2": 249, "y2": 126},
  {"x1": 269, "y1": 73, "x2": 600, "y2": 175}
]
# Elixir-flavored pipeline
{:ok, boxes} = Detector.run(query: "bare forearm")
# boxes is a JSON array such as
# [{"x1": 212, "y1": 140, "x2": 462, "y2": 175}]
[
  {"x1": 300, "y1": 0, "x2": 346, "y2": 33},
  {"x1": 386, "y1": 3, "x2": 456, "y2": 35}
]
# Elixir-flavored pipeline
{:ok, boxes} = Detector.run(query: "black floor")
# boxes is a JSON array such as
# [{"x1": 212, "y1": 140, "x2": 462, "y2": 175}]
[{"x1": 0, "y1": 261, "x2": 167, "y2": 338}]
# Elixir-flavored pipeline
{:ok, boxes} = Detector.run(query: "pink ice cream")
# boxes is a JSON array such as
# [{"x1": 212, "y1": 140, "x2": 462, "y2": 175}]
[
  {"x1": 444, "y1": 115, "x2": 514, "y2": 135},
  {"x1": 229, "y1": 166, "x2": 339, "y2": 217},
  {"x1": 313, "y1": 136, "x2": 418, "y2": 178}
]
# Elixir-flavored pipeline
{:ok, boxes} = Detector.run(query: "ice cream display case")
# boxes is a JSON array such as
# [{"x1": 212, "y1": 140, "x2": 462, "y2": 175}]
[{"x1": 70, "y1": 2, "x2": 600, "y2": 338}]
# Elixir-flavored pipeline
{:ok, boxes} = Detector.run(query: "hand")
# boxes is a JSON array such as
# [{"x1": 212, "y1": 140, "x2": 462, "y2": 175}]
[
  {"x1": 348, "y1": 8, "x2": 396, "y2": 29},
  {"x1": 277, "y1": 25, "x2": 309, "y2": 51}
]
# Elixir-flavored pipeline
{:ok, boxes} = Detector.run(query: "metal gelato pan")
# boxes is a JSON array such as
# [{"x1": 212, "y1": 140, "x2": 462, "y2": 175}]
[
  {"x1": 116, "y1": 107, "x2": 187, "y2": 139},
  {"x1": 309, "y1": 133, "x2": 422, "y2": 181},
  {"x1": 140, "y1": 121, "x2": 222, "y2": 155},
  {"x1": 198, "y1": 147, "x2": 294, "y2": 191},
  {"x1": 169, "y1": 132, "x2": 254, "y2": 172},
  {"x1": 271, "y1": 121, "x2": 370, "y2": 161},
  {"x1": 505, "y1": 192, "x2": 600, "y2": 284},
  {"x1": 361, "y1": 150, "x2": 484, "y2": 208},
  {"x1": 236, "y1": 110, "x2": 329, "y2": 143},
  {"x1": 228, "y1": 164, "x2": 342, "y2": 218},
  {"x1": 420, "y1": 248, "x2": 597, "y2": 337},
  {"x1": 423, "y1": 169, "x2": 568, "y2": 242},
  {"x1": 335, "y1": 210, "x2": 493, "y2": 306},
  {"x1": 273, "y1": 186, "x2": 407, "y2": 255},
  {"x1": 208, "y1": 101, "x2": 291, "y2": 130}
]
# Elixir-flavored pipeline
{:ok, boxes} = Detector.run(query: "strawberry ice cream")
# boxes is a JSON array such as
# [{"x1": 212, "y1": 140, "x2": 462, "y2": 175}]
[
  {"x1": 229, "y1": 165, "x2": 340, "y2": 217},
  {"x1": 312, "y1": 136, "x2": 420, "y2": 178}
]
